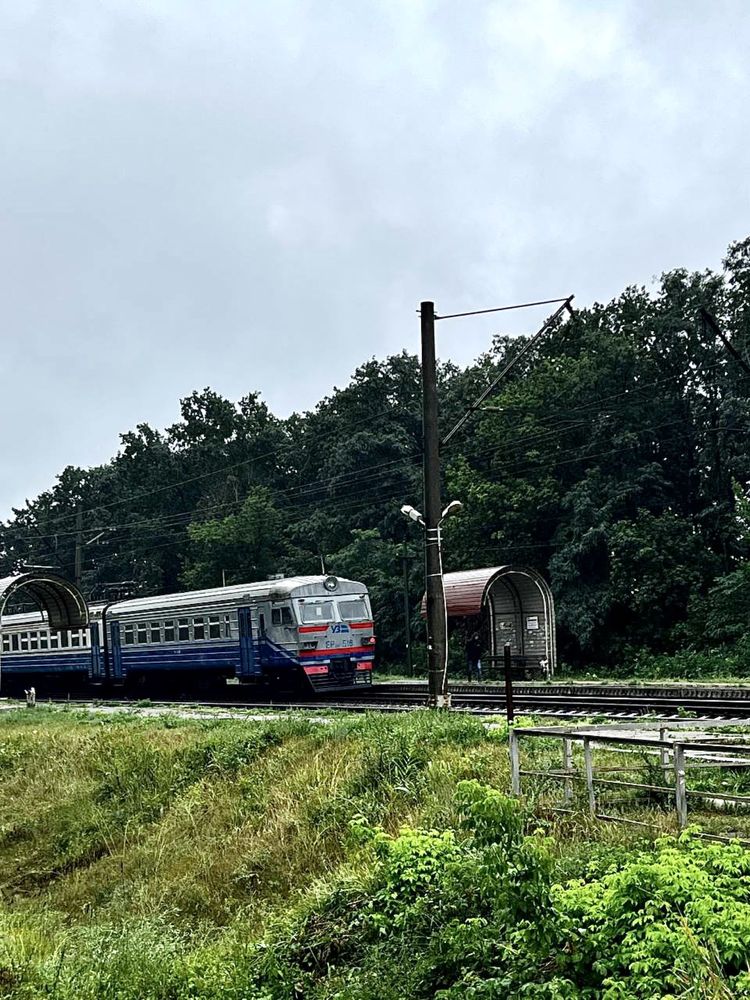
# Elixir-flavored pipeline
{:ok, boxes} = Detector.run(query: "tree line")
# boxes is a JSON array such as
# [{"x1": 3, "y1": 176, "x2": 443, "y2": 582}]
[{"x1": 4, "y1": 237, "x2": 750, "y2": 670}]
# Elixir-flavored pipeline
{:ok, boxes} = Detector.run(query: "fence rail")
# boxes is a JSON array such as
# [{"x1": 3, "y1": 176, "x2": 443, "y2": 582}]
[{"x1": 509, "y1": 721, "x2": 750, "y2": 843}]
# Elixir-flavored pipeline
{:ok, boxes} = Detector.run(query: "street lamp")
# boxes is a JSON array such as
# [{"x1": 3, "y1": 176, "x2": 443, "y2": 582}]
[
  {"x1": 400, "y1": 504, "x2": 424, "y2": 525},
  {"x1": 440, "y1": 501, "x2": 463, "y2": 523},
  {"x1": 401, "y1": 498, "x2": 463, "y2": 707}
]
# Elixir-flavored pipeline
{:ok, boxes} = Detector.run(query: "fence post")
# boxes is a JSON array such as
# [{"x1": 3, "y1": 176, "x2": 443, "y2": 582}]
[
  {"x1": 673, "y1": 742, "x2": 688, "y2": 829},
  {"x1": 659, "y1": 727, "x2": 670, "y2": 774},
  {"x1": 562, "y1": 737, "x2": 573, "y2": 804},
  {"x1": 503, "y1": 643, "x2": 515, "y2": 724},
  {"x1": 583, "y1": 738, "x2": 596, "y2": 815},
  {"x1": 509, "y1": 728, "x2": 521, "y2": 795}
]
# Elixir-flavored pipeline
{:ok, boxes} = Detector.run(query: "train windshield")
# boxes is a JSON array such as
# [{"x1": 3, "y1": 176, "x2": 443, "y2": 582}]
[
  {"x1": 337, "y1": 597, "x2": 369, "y2": 622},
  {"x1": 299, "y1": 601, "x2": 335, "y2": 624}
]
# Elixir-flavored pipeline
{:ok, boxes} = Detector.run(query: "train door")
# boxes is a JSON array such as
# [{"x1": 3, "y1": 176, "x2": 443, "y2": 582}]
[
  {"x1": 110, "y1": 621, "x2": 123, "y2": 681},
  {"x1": 89, "y1": 623, "x2": 102, "y2": 680},
  {"x1": 238, "y1": 606, "x2": 258, "y2": 679}
]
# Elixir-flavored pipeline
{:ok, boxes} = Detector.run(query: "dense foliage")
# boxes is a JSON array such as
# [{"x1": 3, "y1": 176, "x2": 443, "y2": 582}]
[
  {"x1": 6, "y1": 238, "x2": 750, "y2": 668},
  {"x1": 1, "y1": 709, "x2": 750, "y2": 998}
]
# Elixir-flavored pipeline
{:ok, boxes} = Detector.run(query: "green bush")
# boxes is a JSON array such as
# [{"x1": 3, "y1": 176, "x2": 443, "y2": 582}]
[
  {"x1": 552, "y1": 833, "x2": 750, "y2": 997},
  {"x1": 250, "y1": 787, "x2": 750, "y2": 1000}
]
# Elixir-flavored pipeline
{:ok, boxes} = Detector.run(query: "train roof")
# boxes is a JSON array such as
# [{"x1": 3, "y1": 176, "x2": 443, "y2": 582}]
[{"x1": 107, "y1": 576, "x2": 367, "y2": 617}]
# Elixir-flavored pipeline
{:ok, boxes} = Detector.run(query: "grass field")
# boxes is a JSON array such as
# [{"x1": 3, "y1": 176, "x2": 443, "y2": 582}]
[{"x1": 0, "y1": 706, "x2": 749, "y2": 997}]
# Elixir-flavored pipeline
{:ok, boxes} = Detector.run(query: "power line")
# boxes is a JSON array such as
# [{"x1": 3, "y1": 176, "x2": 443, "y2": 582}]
[
  {"x1": 6, "y1": 347, "x2": 750, "y2": 551},
  {"x1": 6, "y1": 365, "x2": 748, "y2": 548},
  {"x1": 22, "y1": 399, "x2": 419, "y2": 531}
]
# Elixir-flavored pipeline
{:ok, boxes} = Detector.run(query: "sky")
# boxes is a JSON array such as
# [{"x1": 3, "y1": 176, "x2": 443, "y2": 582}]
[{"x1": 1, "y1": 0, "x2": 750, "y2": 518}]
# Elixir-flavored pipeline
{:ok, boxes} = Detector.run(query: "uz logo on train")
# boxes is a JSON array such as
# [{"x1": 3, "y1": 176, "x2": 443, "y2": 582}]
[{"x1": 324, "y1": 622, "x2": 354, "y2": 648}]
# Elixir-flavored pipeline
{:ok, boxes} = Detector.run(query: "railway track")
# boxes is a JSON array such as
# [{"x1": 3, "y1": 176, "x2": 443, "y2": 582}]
[
  {"x1": 25, "y1": 681, "x2": 750, "y2": 722},
  {"x1": 348, "y1": 683, "x2": 750, "y2": 720}
]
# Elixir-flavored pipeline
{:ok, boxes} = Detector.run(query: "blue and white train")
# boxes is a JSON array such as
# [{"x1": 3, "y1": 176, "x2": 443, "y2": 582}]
[{"x1": 0, "y1": 575, "x2": 375, "y2": 693}]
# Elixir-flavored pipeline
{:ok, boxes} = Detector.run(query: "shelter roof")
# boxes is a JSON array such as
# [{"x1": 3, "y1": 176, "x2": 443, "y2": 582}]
[
  {"x1": 0, "y1": 573, "x2": 89, "y2": 630},
  {"x1": 421, "y1": 566, "x2": 551, "y2": 618}
]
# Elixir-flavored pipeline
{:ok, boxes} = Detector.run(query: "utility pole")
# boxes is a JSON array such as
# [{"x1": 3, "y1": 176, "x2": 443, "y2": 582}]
[
  {"x1": 411, "y1": 292, "x2": 572, "y2": 709},
  {"x1": 74, "y1": 508, "x2": 83, "y2": 588},
  {"x1": 400, "y1": 546, "x2": 414, "y2": 677},
  {"x1": 421, "y1": 301, "x2": 448, "y2": 707}
]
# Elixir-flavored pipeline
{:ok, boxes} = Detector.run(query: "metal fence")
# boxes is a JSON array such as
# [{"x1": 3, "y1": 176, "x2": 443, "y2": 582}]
[{"x1": 509, "y1": 721, "x2": 750, "y2": 843}]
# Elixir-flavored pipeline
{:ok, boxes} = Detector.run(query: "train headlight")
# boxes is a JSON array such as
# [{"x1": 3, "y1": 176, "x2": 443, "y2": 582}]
[{"x1": 324, "y1": 576, "x2": 338, "y2": 592}]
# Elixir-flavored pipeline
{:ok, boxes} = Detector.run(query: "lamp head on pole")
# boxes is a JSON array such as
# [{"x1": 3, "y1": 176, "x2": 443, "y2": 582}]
[
  {"x1": 440, "y1": 500, "x2": 463, "y2": 522},
  {"x1": 400, "y1": 504, "x2": 425, "y2": 526}
]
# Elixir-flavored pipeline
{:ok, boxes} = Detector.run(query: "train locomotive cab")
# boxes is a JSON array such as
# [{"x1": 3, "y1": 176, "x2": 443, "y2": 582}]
[{"x1": 292, "y1": 576, "x2": 375, "y2": 692}]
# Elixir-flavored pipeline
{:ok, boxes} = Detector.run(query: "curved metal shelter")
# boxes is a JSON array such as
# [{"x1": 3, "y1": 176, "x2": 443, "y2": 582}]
[
  {"x1": 0, "y1": 573, "x2": 89, "y2": 630},
  {"x1": 430, "y1": 565, "x2": 556, "y2": 676}
]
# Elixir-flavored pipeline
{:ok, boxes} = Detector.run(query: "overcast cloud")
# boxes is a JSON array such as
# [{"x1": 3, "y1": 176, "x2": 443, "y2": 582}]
[{"x1": 1, "y1": 0, "x2": 749, "y2": 516}]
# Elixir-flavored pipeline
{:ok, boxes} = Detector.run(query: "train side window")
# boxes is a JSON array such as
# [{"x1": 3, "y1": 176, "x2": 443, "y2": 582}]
[
  {"x1": 271, "y1": 608, "x2": 281, "y2": 626},
  {"x1": 208, "y1": 616, "x2": 221, "y2": 639},
  {"x1": 178, "y1": 618, "x2": 190, "y2": 641},
  {"x1": 193, "y1": 617, "x2": 205, "y2": 640},
  {"x1": 29, "y1": 632, "x2": 39, "y2": 651},
  {"x1": 137, "y1": 623, "x2": 148, "y2": 644},
  {"x1": 20, "y1": 632, "x2": 29, "y2": 652},
  {"x1": 259, "y1": 614, "x2": 266, "y2": 636},
  {"x1": 124, "y1": 625, "x2": 135, "y2": 645},
  {"x1": 1, "y1": 635, "x2": 9, "y2": 653},
  {"x1": 223, "y1": 615, "x2": 232, "y2": 638},
  {"x1": 281, "y1": 607, "x2": 294, "y2": 626},
  {"x1": 163, "y1": 620, "x2": 175, "y2": 642},
  {"x1": 49, "y1": 632, "x2": 59, "y2": 649},
  {"x1": 150, "y1": 622, "x2": 161, "y2": 643},
  {"x1": 40, "y1": 632, "x2": 49, "y2": 650},
  {"x1": 11, "y1": 634, "x2": 19, "y2": 652}
]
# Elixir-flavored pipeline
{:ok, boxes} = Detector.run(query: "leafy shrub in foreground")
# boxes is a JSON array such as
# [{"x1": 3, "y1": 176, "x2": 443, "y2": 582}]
[
  {"x1": 252, "y1": 786, "x2": 750, "y2": 1000},
  {"x1": 553, "y1": 833, "x2": 750, "y2": 998}
]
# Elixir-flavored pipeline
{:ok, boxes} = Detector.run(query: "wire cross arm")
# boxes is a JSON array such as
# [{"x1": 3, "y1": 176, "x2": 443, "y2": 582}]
[
  {"x1": 442, "y1": 295, "x2": 575, "y2": 445},
  {"x1": 434, "y1": 296, "x2": 573, "y2": 321},
  {"x1": 415, "y1": 296, "x2": 573, "y2": 320}
]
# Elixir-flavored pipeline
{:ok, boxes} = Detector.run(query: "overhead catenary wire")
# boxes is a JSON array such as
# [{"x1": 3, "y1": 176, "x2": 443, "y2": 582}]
[
  {"x1": 94, "y1": 426, "x2": 737, "y2": 580},
  {"x1": 7, "y1": 359, "x2": 750, "y2": 549},
  {"x1": 6, "y1": 329, "x2": 750, "y2": 566},
  {"x1": 8, "y1": 322, "x2": 743, "y2": 540},
  {"x1": 14, "y1": 298, "x2": 574, "y2": 533},
  {"x1": 19, "y1": 397, "x2": 422, "y2": 532},
  {"x1": 96, "y1": 413, "x2": 728, "y2": 560}
]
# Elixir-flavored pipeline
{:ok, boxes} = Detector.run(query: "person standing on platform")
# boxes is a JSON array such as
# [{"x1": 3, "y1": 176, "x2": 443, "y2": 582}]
[{"x1": 466, "y1": 633, "x2": 482, "y2": 682}]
